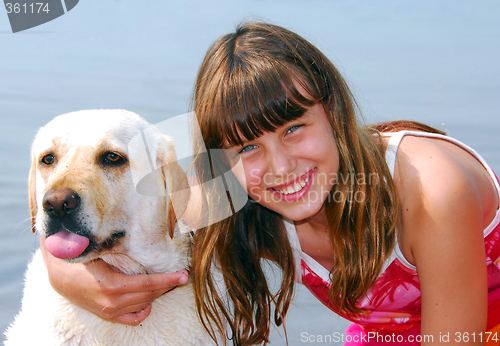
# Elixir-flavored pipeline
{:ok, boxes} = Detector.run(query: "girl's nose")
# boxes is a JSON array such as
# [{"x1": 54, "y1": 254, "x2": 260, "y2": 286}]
[{"x1": 267, "y1": 145, "x2": 297, "y2": 176}]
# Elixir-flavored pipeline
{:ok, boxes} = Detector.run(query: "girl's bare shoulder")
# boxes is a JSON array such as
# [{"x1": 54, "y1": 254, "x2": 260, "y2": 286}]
[
  {"x1": 390, "y1": 134, "x2": 498, "y2": 264},
  {"x1": 394, "y1": 134, "x2": 497, "y2": 211}
]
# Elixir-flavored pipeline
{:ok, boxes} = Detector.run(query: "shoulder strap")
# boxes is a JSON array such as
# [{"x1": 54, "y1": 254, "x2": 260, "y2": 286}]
[
  {"x1": 384, "y1": 131, "x2": 407, "y2": 178},
  {"x1": 381, "y1": 131, "x2": 418, "y2": 271}
]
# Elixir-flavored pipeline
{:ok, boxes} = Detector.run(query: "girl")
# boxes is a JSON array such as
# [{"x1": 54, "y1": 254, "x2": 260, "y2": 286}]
[{"x1": 42, "y1": 22, "x2": 500, "y2": 345}]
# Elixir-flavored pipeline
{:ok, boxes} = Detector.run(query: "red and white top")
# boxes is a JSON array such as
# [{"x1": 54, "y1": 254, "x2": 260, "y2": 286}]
[{"x1": 284, "y1": 131, "x2": 500, "y2": 336}]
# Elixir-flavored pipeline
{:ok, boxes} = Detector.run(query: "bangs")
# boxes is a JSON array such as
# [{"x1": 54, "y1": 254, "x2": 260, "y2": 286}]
[{"x1": 210, "y1": 61, "x2": 318, "y2": 148}]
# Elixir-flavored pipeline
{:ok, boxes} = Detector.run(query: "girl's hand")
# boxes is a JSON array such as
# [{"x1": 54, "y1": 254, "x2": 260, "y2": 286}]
[{"x1": 40, "y1": 236, "x2": 189, "y2": 326}]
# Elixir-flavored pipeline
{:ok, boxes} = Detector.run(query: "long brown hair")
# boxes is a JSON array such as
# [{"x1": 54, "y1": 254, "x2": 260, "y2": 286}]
[{"x1": 190, "y1": 22, "x2": 442, "y2": 345}]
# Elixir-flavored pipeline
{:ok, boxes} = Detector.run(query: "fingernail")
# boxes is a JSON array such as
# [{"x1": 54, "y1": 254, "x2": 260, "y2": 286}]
[{"x1": 178, "y1": 275, "x2": 189, "y2": 285}]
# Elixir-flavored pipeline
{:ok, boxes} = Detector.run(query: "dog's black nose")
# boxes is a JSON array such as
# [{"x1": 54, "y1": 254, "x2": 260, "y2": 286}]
[{"x1": 42, "y1": 188, "x2": 81, "y2": 218}]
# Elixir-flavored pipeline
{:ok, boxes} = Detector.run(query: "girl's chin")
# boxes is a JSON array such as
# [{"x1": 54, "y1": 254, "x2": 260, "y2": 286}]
[
  {"x1": 258, "y1": 200, "x2": 325, "y2": 222},
  {"x1": 282, "y1": 208, "x2": 324, "y2": 222}
]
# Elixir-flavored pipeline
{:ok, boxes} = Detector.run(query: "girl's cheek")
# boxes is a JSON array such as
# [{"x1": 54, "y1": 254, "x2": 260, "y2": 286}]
[
  {"x1": 249, "y1": 186, "x2": 263, "y2": 199},
  {"x1": 230, "y1": 159, "x2": 250, "y2": 189},
  {"x1": 244, "y1": 168, "x2": 262, "y2": 185}
]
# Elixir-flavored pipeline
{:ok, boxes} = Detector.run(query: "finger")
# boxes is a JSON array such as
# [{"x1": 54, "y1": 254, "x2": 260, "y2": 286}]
[
  {"x1": 102, "y1": 289, "x2": 167, "y2": 317},
  {"x1": 86, "y1": 259, "x2": 189, "y2": 294},
  {"x1": 110, "y1": 271, "x2": 189, "y2": 294},
  {"x1": 102, "y1": 299, "x2": 153, "y2": 318},
  {"x1": 107, "y1": 304, "x2": 153, "y2": 326}
]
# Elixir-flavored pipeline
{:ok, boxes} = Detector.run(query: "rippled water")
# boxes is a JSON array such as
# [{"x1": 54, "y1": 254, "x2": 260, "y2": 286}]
[{"x1": 1, "y1": 1, "x2": 499, "y2": 344}]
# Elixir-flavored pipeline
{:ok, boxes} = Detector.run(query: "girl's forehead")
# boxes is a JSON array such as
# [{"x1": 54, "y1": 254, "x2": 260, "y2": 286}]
[
  {"x1": 207, "y1": 73, "x2": 319, "y2": 148},
  {"x1": 221, "y1": 107, "x2": 324, "y2": 150},
  {"x1": 292, "y1": 79, "x2": 314, "y2": 100}
]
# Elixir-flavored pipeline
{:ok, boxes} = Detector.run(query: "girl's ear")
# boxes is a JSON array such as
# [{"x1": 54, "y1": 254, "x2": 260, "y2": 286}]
[{"x1": 28, "y1": 153, "x2": 37, "y2": 233}]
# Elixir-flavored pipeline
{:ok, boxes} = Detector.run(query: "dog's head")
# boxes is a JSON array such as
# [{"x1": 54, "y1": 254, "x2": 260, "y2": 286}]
[{"x1": 30, "y1": 110, "x2": 191, "y2": 273}]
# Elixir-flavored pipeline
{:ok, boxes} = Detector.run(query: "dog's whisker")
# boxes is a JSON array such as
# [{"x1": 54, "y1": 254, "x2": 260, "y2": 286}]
[
  {"x1": 32, "y1": 233, "x2": 40, "y2": 249},
  {"x1": 12, "y1": 223, "x2": 38, "y2": 242},
  {"x1": 11, "y1": 217, "x2": 35, "y2": 235}
]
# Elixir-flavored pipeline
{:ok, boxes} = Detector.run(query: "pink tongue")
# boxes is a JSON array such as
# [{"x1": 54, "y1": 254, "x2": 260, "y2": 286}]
[{"x1": 45, "y1": 230, "x2": 90, "y2": 259}]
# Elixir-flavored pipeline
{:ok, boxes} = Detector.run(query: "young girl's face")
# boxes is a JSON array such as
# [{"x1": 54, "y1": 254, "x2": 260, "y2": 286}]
[{"x1": 227, "y1": 100, "x2": 340, "y2": 222}]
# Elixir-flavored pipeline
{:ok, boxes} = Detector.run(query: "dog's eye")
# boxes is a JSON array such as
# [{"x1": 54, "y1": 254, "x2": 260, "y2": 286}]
[
  {"x1": 103, "y1": 152, "x2": 126, "y2": 166},
  {"x1": 41, "y1": 154, "x2": 55, "y2": 165}
]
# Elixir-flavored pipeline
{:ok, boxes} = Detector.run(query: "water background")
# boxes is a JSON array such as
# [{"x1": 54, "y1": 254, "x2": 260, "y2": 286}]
[{"x1": 1, "y1": 1, "x2": 499, "y2": 344}]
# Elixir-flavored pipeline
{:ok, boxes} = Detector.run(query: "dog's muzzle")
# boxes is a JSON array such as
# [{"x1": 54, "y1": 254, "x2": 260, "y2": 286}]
[{"x1": 42, "y1": 188, "x2": 92, "y2": 260}]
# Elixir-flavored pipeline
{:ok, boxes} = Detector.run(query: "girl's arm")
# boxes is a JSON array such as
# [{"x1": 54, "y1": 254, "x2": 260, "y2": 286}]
[
  {"x1": 40, "y1": 236, "x2": 189, "y2": 325},
  {"x1": 40, "y1": 180, "x2": 202, "y2": 326},
  {"x1": 397, "y1": 136, "x2": 492, "y2": 345}
]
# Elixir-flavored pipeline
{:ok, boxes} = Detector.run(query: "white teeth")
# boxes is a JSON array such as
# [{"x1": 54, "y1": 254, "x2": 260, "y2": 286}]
[{"x1": 273, "y1": 176, "x2": 309, "y2": 195}]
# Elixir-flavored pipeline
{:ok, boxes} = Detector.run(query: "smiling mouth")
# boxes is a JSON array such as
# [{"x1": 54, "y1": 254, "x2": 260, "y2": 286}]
[
  {"x1": 268, "y1": 169, "x2": 315, "y2": 196},
  {"x1": 272, "y1": 176, "x2": 309, "y2": 195}
]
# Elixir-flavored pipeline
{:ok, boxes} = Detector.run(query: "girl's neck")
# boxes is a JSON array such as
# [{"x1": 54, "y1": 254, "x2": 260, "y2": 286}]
[
  {"x1": 294, "y1": 206, "x2": 329, "y2": 233},
  {"x1": 292, "y1": 206, "x2": 335, "y2": 271}
]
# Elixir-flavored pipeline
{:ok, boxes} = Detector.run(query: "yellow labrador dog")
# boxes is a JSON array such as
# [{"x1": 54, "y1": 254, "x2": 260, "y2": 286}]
[{"x1": 4, "y1": 110, "x2": 214, "y2": 345}]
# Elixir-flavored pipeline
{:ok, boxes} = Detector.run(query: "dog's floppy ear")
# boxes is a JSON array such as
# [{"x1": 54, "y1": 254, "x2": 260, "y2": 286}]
[
  {"x1": 28, "y1": 152, "x2": 37, "y2": 233},
  {"x1": 158, "y1": 136, "x2": 191, "y2": 239}
]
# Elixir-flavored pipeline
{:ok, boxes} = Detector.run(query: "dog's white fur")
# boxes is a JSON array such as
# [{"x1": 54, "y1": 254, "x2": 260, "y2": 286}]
[{"x1": 4, "y1": 110, "x2": 215, "y2": 345}]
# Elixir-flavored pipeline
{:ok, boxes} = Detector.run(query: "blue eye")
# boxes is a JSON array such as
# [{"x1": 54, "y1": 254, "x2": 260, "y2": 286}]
[
  {"x1": 239, "y1": 144, "x2": 258, "y2": 153},
  {"x1": 286, "y1": 124, "x2": 302, "y2": 134}
]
